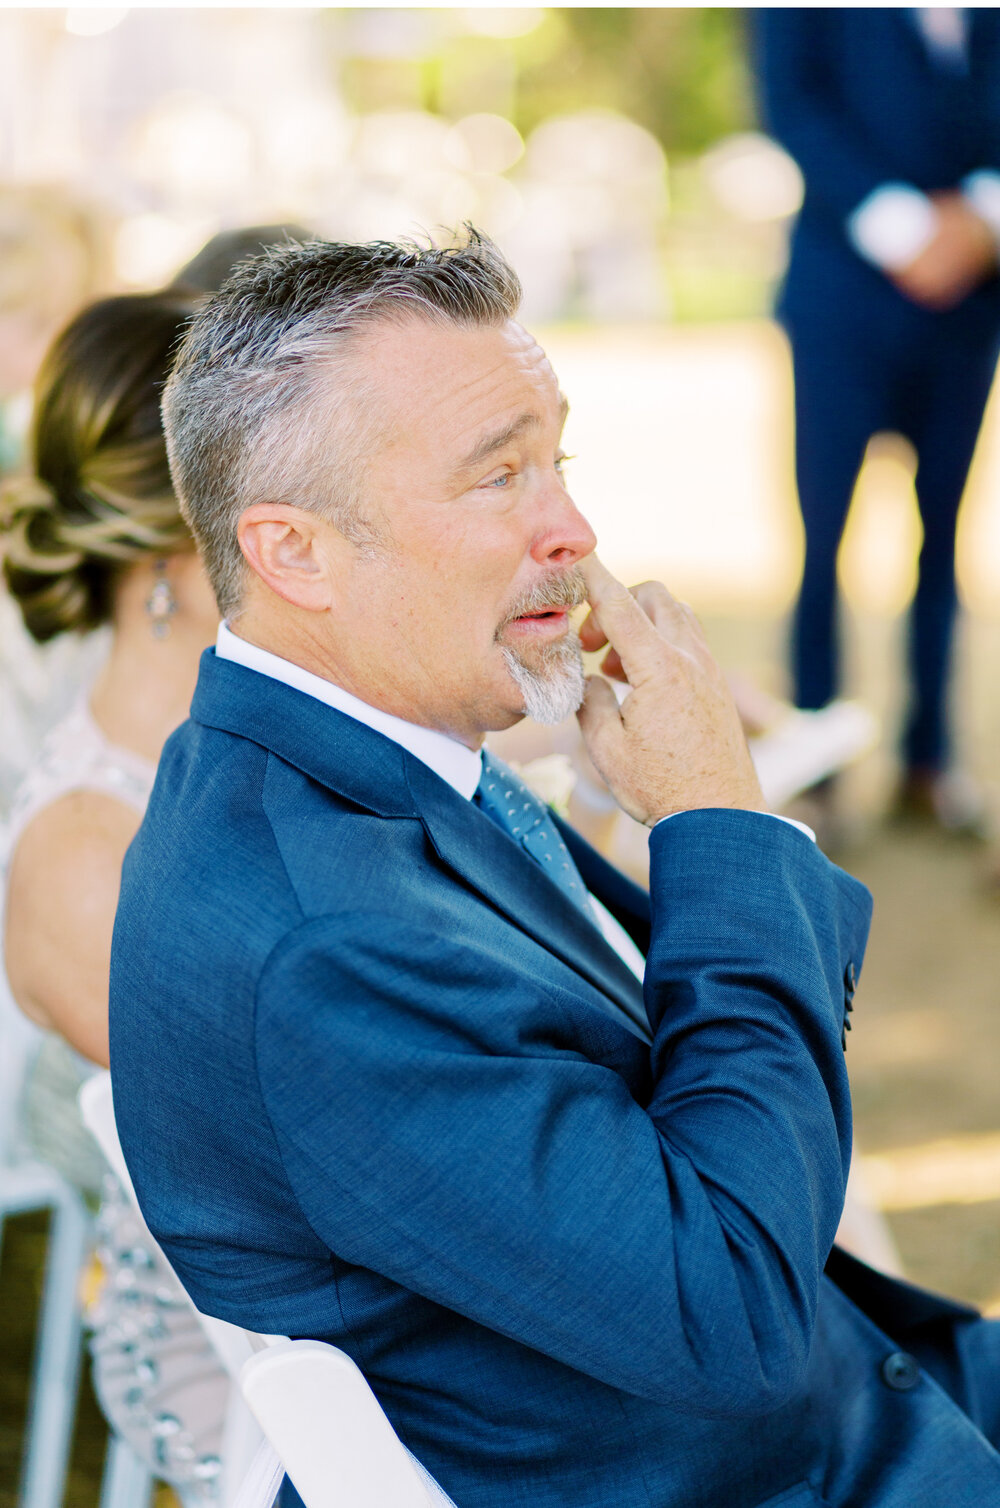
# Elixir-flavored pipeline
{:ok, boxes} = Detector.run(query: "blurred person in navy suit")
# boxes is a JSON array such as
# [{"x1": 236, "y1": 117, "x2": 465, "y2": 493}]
[
  {"x1": 756, "y1": 7, "x2": 1000, "y2": 827},
  {"x1": 108, "y1": 233, "x2": 1000, "y2": 1508}
]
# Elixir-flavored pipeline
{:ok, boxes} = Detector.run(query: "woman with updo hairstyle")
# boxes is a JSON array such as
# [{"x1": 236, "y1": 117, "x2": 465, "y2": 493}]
[
  {"x1": 2, "y1": 291, "x2": 219, "y2": 1062},
  {"x1": 3, "y1": 292, "x2": 193, "y2": 643},
  {"x1": 0, "y1": 291, "x2": 229, "y2": 1496}
]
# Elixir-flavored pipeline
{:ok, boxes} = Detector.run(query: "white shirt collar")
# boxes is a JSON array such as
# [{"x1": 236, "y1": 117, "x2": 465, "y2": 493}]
[{"x1": 215, "y1": 621, "x2": 483, "y2": 800}]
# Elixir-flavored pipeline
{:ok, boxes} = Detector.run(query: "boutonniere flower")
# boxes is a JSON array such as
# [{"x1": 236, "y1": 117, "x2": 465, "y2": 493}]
[{"x1": 510, "y1": 753, "x2": 577, "y2": 819}]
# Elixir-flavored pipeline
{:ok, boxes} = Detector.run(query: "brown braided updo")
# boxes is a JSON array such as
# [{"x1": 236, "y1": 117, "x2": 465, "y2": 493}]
[{"x1": 1, "y1": 292, "x2": 197, "y2": 642}]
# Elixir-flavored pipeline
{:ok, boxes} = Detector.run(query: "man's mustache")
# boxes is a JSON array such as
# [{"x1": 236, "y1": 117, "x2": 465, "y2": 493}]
[{"x1": 497, "y1": 568, "x2": 587, "y2": 634}]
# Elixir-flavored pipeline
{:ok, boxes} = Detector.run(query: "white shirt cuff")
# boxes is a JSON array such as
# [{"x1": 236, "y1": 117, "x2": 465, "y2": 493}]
[
  {"x1": 653, "y1": 811, "x2": 816, "y2": 843},
  {"x1": 847, "y1": 183, "x2": 938, "y2": 271},
  {"x1": 961, "y1": 170, "x2": 1000, "y2": 245}
]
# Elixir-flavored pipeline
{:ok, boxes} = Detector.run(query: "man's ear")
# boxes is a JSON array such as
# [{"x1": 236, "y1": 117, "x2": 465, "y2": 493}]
[{"x1": 237, "y1": 503, "x2": 338, "y2": 612}]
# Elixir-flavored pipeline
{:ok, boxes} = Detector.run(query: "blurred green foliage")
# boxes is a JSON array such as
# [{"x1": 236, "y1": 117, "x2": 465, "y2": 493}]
[
  {"x1": 516, "y1": 9, "x2": 755, "y2": 154},
  {"x1": 328, "y1": 7, "x2": 771, "y2": 324},
  {"x1": 334, "y1": 8, "x2": 756, "y2": 154}
]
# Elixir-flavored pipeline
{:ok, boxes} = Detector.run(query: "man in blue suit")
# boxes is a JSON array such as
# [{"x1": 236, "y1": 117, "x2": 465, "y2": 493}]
[
  {"x1": 756, "y1": 8, "x2": 1000, "y2": 823},
  {"x1": 111, "y1": 234, "x2": 1000, "y2": 1505}
]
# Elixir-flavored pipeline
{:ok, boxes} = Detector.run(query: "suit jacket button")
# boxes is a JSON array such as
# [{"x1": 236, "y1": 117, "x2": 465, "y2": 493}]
[{"x1": 881, "y1": 1351, "x2": 920, "y2": 1391}]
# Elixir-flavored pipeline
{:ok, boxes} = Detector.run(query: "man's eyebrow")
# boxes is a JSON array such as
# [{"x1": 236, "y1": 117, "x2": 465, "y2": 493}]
[
  {"x1": 455, "y1": 413, "x2": 538, "y2": 476},
  {"x1": 453, "y1": 396, "x2": 570, "y2": 477}
]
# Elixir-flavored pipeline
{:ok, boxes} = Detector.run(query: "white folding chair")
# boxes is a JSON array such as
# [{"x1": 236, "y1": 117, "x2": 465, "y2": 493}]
[
  {"x1": 0, "y1": 990, "x2": 154, "y2": 1508},
  {"x1": 235, "y1": 1339, "x2": 454, "y2": 1508},
  {"x1": 77, "y1": 1074, "x2": 265, "y2": 1503},
  {"x1": 0, "y1": 989, "x2": 93, "y2": 1508},
  {"x1": 79, "y1": 1072, "x2": 455, "y2": 1508}
]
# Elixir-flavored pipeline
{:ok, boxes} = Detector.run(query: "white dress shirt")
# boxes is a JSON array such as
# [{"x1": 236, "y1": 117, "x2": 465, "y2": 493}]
[{"x1": 914, "y1": 7, "x2": 967, "y2": 69}]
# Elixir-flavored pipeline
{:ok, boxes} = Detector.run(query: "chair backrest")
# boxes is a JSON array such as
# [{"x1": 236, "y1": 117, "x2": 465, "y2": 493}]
[
  {"x1": 77, "y1": 1073, "x2": 262, "y2": 1376},
  {"x1": 0, "y1": 976, "x2": 42, "y2": 1168},
  {"x1": 79, "y1": 1072, "x2": 454, "y2": 1508},
  {"x1": 77, "y1": 1070, "x2": 134, "y2": 1193},
  {"x1": 239, "y1": 1341, "x2": 452, "y2": 1508}
]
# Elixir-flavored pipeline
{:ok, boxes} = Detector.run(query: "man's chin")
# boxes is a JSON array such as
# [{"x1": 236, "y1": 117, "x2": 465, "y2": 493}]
[{"x1": 499, "y1": 640, "x2": 585, "y2": 727}]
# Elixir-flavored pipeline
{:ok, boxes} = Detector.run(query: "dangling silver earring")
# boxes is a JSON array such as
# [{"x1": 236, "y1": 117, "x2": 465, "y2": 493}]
[{"x1": 146, "y1": 559, "x2": 177, "y2": 640}]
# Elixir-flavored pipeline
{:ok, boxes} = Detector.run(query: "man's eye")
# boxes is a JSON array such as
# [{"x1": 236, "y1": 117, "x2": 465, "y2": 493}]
[
  {"x1": 555, "y1": 453, "x2": 576, "y2": 474},
  {"x1": 485, "y1": 471, "x2": 512, "y2": 488}
]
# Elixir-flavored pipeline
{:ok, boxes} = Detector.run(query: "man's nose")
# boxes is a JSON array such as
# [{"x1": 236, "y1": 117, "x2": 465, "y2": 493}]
[{"x1": 530, "y1": 488, "x2": 598, "y2": 568}]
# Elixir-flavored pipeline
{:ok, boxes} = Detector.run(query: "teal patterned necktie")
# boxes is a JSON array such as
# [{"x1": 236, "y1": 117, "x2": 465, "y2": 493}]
[{"x1": 476, "y1": 750, "x2": 591, "y2": 916}]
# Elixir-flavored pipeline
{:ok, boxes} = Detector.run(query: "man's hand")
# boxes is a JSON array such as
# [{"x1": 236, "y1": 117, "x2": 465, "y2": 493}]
[
  {"x1": 892, "y1": 192, "x2": 997, "y2": 310},
  {"x1": 575, "y1": 556, "x2": 766, "y2": 827}
]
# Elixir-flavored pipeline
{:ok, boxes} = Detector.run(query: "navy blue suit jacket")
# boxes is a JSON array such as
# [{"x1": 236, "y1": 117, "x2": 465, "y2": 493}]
[
  {"x1": 110, "y1": 652, "x2": 1000, "y2": 1505},
  {"x1": 755, "y1": 7, "x2": 1000, "y2": 330}
]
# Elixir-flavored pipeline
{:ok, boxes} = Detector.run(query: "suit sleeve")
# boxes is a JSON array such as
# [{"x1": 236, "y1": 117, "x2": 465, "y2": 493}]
[
  {"x1": 254, "y1": 811, "x2": 870, "y2": 1418},
  {"x1": 754, "y1": 7, "x2": 906, "y2": 224}
]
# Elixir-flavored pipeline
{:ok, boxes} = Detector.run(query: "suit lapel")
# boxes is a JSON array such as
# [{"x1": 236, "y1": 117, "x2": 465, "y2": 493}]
[
  {"x1": 192, "y1": 650, "x2": 650, "y2": 1042},
  {"x1": 405, "y1": 758, "x2": 650, "y2": 1042}
]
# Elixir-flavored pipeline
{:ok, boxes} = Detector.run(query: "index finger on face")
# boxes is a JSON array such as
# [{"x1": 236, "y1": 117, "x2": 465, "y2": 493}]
[{"x1": 578, "y1": 554, "x2": 665, "y2": 680}]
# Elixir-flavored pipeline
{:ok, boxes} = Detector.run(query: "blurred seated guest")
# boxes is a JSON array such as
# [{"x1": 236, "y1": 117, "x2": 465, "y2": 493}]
[
  {"x1": 0, "y1": 186, "x2": 110, "y2": 808},
  {"x1": 0, "y1": 291, "x2": 228, "y2": 1495},
  {"x1": 755, "y1": 8, "x2": 1000, "y2": 830},
  {"x1": 171, "y1": 222, "x2": 312, "y2": 295}
]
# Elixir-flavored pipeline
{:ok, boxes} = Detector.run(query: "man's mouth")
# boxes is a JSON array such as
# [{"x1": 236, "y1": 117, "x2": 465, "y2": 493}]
[
  {"x1": 504, "y1": 606, "x2": 571, "y2": 640},
  {"x1": 497, "y1": 569, "x2": 586, "y2": 641},
  {"x1": 514, "y1": 607, "x2": 568, "y2": 624}
]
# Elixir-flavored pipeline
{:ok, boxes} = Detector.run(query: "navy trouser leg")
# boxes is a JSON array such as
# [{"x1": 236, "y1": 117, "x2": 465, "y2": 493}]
[
  {"x1": 903, "y1": 335, "x2": 1000, "y2": 771},
  {"x1": 787, "y1": 325, "x2": 891, "y2": 711}
]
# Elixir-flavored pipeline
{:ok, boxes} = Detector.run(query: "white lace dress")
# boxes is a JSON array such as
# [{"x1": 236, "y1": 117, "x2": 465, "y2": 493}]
[{"x1": 1, "y1": 700, "x2": 229, "y2": 1496}]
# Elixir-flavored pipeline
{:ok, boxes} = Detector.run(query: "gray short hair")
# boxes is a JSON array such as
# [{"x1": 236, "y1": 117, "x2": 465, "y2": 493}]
[{"x1": 162, "y1": 227, "x2": 522, "y2": 615}]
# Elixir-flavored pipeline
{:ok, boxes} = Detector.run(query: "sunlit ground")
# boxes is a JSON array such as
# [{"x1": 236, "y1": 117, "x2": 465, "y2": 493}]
[{"x1": 545, "y1": 317, "x2": 1000, "y2": 1308}]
